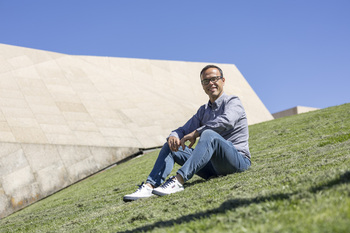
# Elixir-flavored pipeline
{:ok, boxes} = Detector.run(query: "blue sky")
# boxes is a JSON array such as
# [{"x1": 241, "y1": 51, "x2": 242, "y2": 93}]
[{"x1": 1, "y1": 0, "x2": 349, "y2": 113}]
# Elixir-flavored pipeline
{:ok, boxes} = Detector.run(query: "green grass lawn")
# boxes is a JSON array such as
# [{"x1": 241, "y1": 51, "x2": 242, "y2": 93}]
[{"x1": 1, "y1": 103, "x2": 350, "y2": 232}]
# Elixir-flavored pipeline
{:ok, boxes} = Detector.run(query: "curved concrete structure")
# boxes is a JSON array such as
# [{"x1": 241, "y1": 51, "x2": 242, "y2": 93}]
[{"x1": 0, "y1": 43, "x2": 273, "y2": 218}]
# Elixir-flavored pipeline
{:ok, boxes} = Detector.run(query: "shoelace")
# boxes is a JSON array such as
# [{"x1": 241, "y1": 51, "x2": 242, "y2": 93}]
[
  {"x1": 135, "y1": 182, "x2": 145, "y2": 192},
  {"x1": 161, "y1": 176, "x2": 176, "y2": 189}
]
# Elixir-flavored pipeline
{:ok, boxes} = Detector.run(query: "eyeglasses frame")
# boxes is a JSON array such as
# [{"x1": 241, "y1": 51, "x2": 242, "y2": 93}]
[{"x1": 201, "y1": 76, "x2": 223, "y2": 85}]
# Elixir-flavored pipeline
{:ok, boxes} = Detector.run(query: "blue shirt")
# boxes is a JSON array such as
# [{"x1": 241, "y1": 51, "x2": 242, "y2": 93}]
[{"x1": 169, "y1": 93, "x2": 251, "y2": 158}]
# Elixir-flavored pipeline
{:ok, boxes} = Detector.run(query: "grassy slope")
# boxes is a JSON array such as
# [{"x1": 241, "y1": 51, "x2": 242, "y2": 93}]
[{"x1": 1, "y1": 103, "x2": 350, "y2": 233}]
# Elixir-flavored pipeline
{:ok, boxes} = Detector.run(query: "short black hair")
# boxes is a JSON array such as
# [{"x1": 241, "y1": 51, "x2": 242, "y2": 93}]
[{"x1": 200, "y1": 65, "x2": 223, "y2": 78}]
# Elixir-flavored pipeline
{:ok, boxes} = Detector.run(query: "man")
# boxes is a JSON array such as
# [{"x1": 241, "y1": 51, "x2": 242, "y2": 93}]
[{"x1": 123, "y1": 65, "x2": 251, "y2": 201}]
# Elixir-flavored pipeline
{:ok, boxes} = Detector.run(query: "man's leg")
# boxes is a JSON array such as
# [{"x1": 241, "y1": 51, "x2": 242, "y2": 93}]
[
  {"x1": 146, "y1": 142, "x2": 193, "y2": 187},
  {"x1": 152, "y1": 130, "x2": 250, "y2": 196},
  {"x1": 177, "y1": 129, "x2": 251, "y2": 182},
  {"x1": 124, "y1": 142, "x2": 192, "y2": 201},
  {"x1": 173, "y1": 151, "x2": 217, "y2": 180}
]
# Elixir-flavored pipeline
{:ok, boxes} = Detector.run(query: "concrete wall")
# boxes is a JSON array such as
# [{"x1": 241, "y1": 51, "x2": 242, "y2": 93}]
[
  {"x1": 0, "y1": 43, "x2": 273, "y2": 218},
  {"x1": 0, "y1": 142, "x2": 136, "y2": 218},
  {"x1": 272, "y1": 106, "x2": 320, "y2": 119}
]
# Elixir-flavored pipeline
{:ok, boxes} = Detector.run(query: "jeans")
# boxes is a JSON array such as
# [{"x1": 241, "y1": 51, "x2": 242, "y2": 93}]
[{"x1": 147, "y1": 129, "x2": 251, "y2": 187}]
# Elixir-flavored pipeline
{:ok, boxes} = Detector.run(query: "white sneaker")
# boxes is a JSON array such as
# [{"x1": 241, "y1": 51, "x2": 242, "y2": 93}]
[
  {"x1": 152, "y1": 176, "x2": 184, "y2": 196},
  {"x1": 123, "y1": 182, "x2": 154, "y2": 201}
]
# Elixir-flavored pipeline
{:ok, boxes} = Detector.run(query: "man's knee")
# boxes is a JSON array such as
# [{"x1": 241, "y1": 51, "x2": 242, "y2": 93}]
[
  {"x1": 162, "y1": 142, "x2": 170, "y2": 149},
  {"x1": 159, "y1": 142, "x2": 171, "y2": 156},
  {"x1": 199, "y1": 129, "x2": 221, "y2": 143},
  {"x1": 200, "y1": 129, "x2": 217, "y2": 138}
]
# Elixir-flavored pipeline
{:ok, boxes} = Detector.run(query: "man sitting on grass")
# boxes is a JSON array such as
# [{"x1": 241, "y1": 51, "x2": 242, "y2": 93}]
[{"x1": 123, "y1": 65, "x2": 251, "y2": 201}]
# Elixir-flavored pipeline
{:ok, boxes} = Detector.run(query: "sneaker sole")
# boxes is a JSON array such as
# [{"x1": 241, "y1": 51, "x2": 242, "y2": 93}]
[
  {"x1": 123, "y1": 195, "x2": 153, "y2": 202},
  {"x1": 123, "y1": 197, "x2": 138, "y2": 202},
  {"x1": 151, "y1": 190, "x2": 167, "y2": 196},
  {"x1": 152, "y1": 188, "x2": 184, "y2": 196}
]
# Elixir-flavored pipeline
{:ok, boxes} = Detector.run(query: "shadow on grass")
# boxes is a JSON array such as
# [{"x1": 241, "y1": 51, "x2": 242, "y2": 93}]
[
  {"x1": 310, "y1": 171, "x2": 350, "y2": 192},
  {"x1": 118, "y1": 171, "x2": 350, "y2": 233},
  {"x1": 183, "y1": 178, "x2": 207, "y2": 188}
]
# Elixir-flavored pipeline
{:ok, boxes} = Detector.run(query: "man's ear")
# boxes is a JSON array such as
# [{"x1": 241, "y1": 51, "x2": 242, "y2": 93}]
[{"x1": 222, "y1": 77, "x2": 225, "y2": 84}]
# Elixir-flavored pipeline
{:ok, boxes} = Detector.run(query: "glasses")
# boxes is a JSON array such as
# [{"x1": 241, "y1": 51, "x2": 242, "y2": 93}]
[{"x1": 201, "y1": 76, "x2": 223, "y2": 85}]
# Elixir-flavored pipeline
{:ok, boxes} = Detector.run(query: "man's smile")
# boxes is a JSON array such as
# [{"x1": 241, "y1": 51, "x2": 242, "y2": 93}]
[{"x1": 208, "y1": 85, "x2": 217, "y2": 92}]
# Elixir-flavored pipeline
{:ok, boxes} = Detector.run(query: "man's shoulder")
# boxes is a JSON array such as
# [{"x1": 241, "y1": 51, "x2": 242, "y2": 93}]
[
  {"x1": 222, "y1": 94, "x2": 245, "y2": 111},
  {"x1": 224, "y1": 93, "x2": 238, "y2": 99},
  {"x1": 222, "y1": 94, "x2": 241, "y2": 103}
]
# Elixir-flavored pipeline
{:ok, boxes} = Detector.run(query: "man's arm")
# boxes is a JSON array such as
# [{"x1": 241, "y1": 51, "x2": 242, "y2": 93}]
[
  {"x1": 168, "y1": 136, "x2": 181, "y2": 152},
  {"x1": 167, "y1": 107, "x2": 203, "y2": 151},
  {"x1": 168, "y1": 130, "x2": 199, "y2": 152},
  {"x1": 180, "y1": 130, "x2": 199, "y2": 150}
]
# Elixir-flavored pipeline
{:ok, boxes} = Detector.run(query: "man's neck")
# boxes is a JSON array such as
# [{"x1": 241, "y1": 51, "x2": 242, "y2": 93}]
[{"x1": 209, "y1": 92, "x2": 224, "y2": 103}]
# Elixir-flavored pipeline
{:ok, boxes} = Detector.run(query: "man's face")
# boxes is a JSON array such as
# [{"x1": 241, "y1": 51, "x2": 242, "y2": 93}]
[{"x1": 201, "y1": 67, "x2": 225, "y2": 102}]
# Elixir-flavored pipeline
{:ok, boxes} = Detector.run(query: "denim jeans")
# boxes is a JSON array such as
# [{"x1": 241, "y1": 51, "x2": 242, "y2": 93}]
[{"x1": 147, "y1": 129, "x2": 251, "y2": 187}]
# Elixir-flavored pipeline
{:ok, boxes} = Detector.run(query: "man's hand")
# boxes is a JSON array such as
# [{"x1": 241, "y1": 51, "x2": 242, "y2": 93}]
[
  {"x1": 168, "y1": 136, "x2": 181, "y2": 152},
  {"x1": 180, "y1": 130, "x2": 199, "y2": 150}
]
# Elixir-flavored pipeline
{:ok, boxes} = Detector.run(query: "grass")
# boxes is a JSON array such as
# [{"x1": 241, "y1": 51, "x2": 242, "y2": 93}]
[{"x1": 1, "y1": 103, "x2": 350, "y2": 232}]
